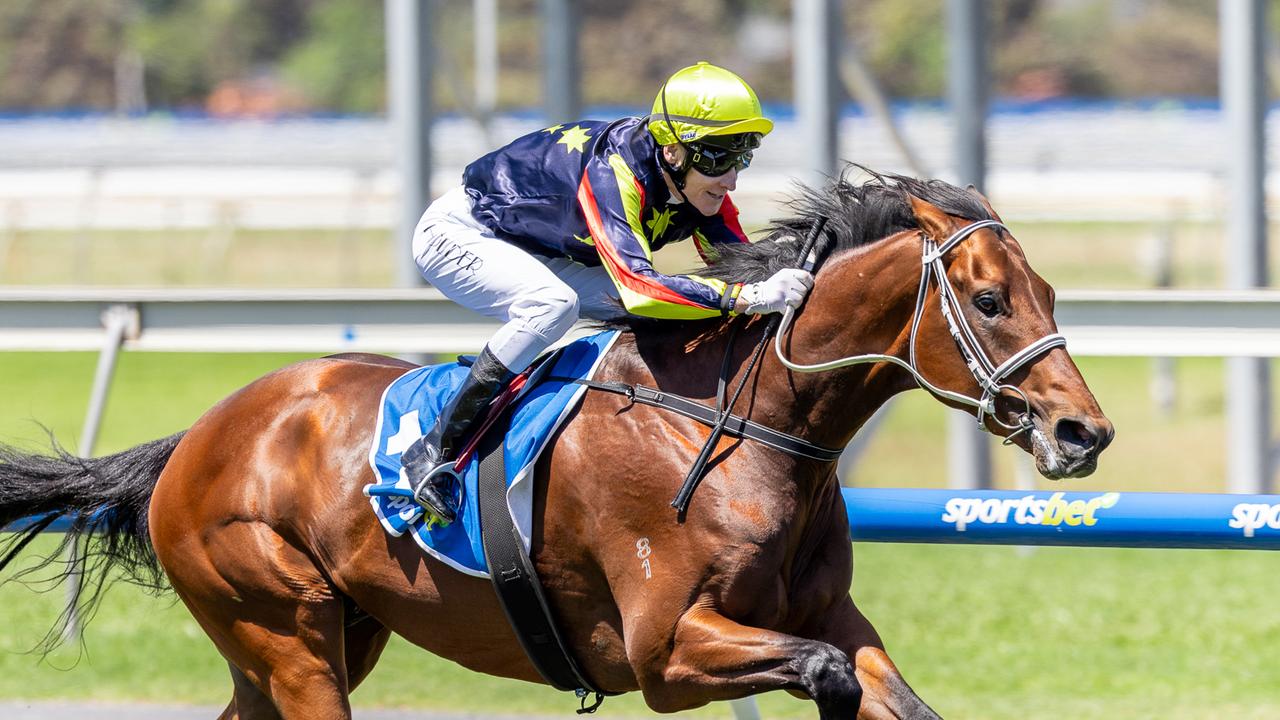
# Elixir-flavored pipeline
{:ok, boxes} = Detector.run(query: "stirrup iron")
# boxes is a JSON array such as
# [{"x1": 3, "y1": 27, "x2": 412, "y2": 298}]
[{"x1": 411, "y1": 460, "x2": 461, "y2": 521}]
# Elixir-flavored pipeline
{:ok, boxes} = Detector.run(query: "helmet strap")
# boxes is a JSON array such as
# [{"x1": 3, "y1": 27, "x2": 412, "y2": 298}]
[{"x1": 658, "y1": 82, "x2": 694, "y2": 203}]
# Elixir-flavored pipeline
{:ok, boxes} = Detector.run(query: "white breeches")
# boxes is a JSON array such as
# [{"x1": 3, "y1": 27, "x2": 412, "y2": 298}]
[{"x1": 412, "y1": 186, "x2": 622, "y2": 372}]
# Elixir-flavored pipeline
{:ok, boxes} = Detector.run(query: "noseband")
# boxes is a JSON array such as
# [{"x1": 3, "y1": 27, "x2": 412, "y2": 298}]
[{"x1": 775, "y1": 219, "x2": 1068, "y2": 443}]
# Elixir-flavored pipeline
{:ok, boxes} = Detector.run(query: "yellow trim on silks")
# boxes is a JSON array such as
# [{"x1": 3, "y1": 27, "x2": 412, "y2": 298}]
[
  {"x1": 598, "y1": 154, "x2": 729, "y2": 320},
  {"x1": 692, "y1": 229, "x2": 718, "y2": 263},
  {"x1": 608, "y1": 154, "x2": 655, "y2": 262},
  {"x1": 615, "y1": 275, "x2": 728, "y2": 319},
  {"x1": 727, "y1": 282, "x2": 744, "y2": 316}
]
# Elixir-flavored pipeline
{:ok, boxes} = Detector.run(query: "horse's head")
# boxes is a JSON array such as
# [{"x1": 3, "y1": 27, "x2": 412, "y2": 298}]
[
  {"x1": 897, "y1": 189, "x2": 1114, "y2": 479},
  {"x1": 663, "y1": 169, "x2": 1112, "y2": 479}
]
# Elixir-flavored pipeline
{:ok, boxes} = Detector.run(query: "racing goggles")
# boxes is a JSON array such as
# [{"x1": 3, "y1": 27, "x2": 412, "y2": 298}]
[{"x1": 686, "y1": 132, "x2": 761, "y2": 177}]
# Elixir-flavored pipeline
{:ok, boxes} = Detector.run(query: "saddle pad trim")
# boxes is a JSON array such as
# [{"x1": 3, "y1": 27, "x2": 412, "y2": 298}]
[
  {"x1": 506, "y1": 331, "x2": 619, "y2": 555},
  {"x1": 363, "y1": 331, "x2": 620, "y2": 579}
]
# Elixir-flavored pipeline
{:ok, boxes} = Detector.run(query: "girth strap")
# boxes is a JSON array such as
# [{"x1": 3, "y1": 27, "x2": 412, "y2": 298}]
[
  {"x1": 476, "y1": 421, "x2": 611, "y2": 713},
  {"x1": 569, "y1": 379, "x2": 843, "y2": 463}
]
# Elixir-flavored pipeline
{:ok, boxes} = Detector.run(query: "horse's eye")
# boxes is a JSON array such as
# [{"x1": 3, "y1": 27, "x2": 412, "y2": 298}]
[{"x1": 974, "y1": 293, "x2": 1001, "y2": 318}]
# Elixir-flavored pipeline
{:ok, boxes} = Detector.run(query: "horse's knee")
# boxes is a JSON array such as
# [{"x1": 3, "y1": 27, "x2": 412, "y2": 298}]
[{"x1": 799, "y1": 644, "x2": 862, "y2": 719}]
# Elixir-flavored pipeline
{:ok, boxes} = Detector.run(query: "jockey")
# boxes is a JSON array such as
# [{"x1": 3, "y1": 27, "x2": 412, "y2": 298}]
[{"x1": 404, "y1": 61, "x2": 814, "y2": 525}]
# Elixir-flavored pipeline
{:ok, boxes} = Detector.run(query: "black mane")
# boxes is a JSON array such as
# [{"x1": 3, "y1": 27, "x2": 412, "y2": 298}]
[
  {"x1": 606, "y1": 165, "x2": 994, "y2": 334},
  {"x1": 703, "y1": 165, "x2": 993, "y2": 284}
]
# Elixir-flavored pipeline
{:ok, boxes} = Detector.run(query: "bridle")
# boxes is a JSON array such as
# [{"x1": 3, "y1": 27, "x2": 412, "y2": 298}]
[{"x1": 774, "y1": 219, "x2": 1067, "y2": 444}]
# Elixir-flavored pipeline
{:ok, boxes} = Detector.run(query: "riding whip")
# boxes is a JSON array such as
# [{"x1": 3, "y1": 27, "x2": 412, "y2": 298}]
[{"x1": 671, "y1": 215, "x2": 829, "y2": 515}]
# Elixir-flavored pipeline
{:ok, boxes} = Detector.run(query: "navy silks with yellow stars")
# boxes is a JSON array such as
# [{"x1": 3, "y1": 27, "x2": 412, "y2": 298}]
[{"x1": 462, "y1": 117, "x2": 749, "y2": 319}]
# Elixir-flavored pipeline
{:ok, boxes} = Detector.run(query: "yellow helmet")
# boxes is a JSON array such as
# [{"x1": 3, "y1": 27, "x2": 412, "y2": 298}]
[{"x1": 647, "y1": 62, "x2": 773, "y2": 146}]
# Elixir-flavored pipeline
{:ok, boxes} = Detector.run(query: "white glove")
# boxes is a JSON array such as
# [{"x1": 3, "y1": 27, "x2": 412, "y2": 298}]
[{"x1": 736, "y1": 268, "x2": 815, "y2": 315}]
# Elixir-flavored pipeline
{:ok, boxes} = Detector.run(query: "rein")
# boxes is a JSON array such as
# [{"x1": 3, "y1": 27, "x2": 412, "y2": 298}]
[
  {"x1": 773, "y1": 219, "x2": 1068, "y2": 443},
  {"x1": 669, "y1": 217, "x2": 830, "y2": 515}
]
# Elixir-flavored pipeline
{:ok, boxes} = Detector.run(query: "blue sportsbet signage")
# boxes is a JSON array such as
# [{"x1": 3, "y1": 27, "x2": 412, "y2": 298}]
[
  {"x1": 10, "y1": 488, "x2": 1280, "y2": 550},
  {"x1": 842, "y1": 488, "x2": 1280, "y2": 550}
]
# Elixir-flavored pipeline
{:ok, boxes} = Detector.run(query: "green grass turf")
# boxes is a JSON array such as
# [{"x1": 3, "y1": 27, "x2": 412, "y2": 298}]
[{"x1": 1, "y1": 352, "x2": 1278, "y2": 718}]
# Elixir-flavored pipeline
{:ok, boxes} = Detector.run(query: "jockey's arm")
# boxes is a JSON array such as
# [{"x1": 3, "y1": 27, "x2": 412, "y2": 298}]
[{"x1": 577, "y1": 153, "x2": 741, "y2": 319}]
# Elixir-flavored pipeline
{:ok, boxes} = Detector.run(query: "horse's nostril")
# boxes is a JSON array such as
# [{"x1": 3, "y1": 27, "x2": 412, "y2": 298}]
[{"x1": 1055, "y1": 418, "x2": 1096, "y2": 452}]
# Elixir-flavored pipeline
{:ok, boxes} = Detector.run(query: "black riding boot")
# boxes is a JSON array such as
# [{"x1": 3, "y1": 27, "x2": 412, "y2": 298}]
[{"x1": 402, "y1": 346, "x2": 513, "y2": 524}]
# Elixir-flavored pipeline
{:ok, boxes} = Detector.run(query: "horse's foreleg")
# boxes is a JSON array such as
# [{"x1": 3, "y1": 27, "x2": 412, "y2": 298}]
[
  {"x1": 820, "y1": 597, "x2": 942, "y2": 720},
  {"x1": 635, "y1": 603, "x2": 861, "y2": 719}
]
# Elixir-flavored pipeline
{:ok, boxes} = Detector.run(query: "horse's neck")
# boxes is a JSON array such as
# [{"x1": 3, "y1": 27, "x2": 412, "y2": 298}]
[
  {"x1": 604, "y1": 231, "x2": 924, "y2": 456},
  {"x1": 753, "y1": 231, "x2": 927, "y2": 450}
]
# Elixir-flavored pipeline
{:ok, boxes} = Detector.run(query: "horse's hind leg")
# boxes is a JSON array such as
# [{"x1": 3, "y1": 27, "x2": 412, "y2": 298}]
[
  {"x1": 212, "y1": 608, "x2": 389, "y2": 720},
  {"x1": 154, "y1": 517, "x2": 357, "y2": 719},
  {"x1": 343, "y1": 613, "x2": 393, "y2": 690},
  {"x1": 218, "y1": 664, "x2": 282, "y2": 720},
  {"x1": 189, "y1": 575, "x2": 354, "y2": 719}
]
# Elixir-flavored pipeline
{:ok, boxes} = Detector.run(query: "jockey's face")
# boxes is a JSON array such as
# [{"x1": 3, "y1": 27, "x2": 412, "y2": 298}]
[{"x1": 662, "y1": 144, "x2": 738, "y2": 216}]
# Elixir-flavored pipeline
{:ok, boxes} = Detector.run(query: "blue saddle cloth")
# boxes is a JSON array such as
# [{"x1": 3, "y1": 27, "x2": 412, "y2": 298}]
[{"x1": 363, "y1": 330, "x2": 619, "y2": 578}]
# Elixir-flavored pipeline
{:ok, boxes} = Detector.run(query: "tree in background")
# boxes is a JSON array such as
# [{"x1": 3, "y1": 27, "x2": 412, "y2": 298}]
[
  {"x1": 133, "y1": 0, "x2": 310, "y2": 110},
  {"x1": 281, "y1": 0, "x2": 385, "y2": 114},
  {"x1": 0, "y1": 0, "x2": 131, "y2": 110},
  {"x1": 0, "y1": 0, "x2": 1271, "y2": 114}
]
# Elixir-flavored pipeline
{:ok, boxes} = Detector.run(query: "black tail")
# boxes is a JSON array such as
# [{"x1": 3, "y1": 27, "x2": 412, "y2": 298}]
[{"x1": 0, "y1": 431, "x2": 185, "y2": 650}]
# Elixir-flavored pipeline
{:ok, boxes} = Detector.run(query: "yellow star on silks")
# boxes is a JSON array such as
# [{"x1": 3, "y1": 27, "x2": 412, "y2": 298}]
[
  {"x1": 556, "y1": 125, "x2": 591, "y2": 153},
  {"x1": 574, "y1": 233, "x2": 595, "y2": 247},
  {"x1": 646, "y1": 206, "x2": 675, "y2": 239},
  {"x1": 543, "y1": 124, "x2": 564, "y2": 134}
]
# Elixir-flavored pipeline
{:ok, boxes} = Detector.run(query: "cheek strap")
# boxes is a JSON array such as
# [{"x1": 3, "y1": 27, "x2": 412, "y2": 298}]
[{"x1": 656, "y1": 147, "x2": 692, "y2": 204}]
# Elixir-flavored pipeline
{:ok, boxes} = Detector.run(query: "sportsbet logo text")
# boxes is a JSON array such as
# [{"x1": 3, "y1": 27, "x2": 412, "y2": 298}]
[
  {"x1": 1229, "y1": 503, "x2": 1280, "y2": 537},
  {"x1": 941, "y1": 492, "x2": 1121, "y2": 532}
]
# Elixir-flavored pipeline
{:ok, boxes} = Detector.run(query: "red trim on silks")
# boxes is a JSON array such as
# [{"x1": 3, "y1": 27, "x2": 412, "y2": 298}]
[
  {"x1": 692, "y1": 231, "x2": 713, "y2": 265},
  {"x1": 718, "y1": 195, "x2": 749, "y2": 243},
  {"x1": 631, "y1": 173, "x2": 647, "y2": 211},
  {"x1": 577, "y1": 174, "x2": 707, "y2": 308}
]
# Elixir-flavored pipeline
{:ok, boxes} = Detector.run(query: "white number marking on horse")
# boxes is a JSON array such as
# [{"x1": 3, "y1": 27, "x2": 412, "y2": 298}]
[{"x1": 636, "y1": 537, "x2": 653, "y2": 580}]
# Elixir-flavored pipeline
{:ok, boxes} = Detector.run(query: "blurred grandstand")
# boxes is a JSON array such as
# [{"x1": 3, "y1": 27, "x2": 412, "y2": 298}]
[{"x1": 0, "y1": 100, "x2": 1236, "y2": 236}]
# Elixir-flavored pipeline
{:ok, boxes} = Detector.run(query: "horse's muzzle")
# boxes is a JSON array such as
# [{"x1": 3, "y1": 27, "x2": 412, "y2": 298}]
[{"x1": 1035, "y1": 414, "x2": 1114, "y2": 479}]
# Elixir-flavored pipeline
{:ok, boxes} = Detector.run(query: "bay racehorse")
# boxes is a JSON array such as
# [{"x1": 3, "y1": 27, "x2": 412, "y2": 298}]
[{"x1": 0, "y1": 170, "x2": 1112, "y2": 719}]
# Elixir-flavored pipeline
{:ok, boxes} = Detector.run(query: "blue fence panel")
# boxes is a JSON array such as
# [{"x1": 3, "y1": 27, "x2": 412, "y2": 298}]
[
  {"x1": 842, "y1": 488, "x2": 1280, "y2": 550},
  {"x1": 10, "y1": 489, "x2": 1280, "y2": 550}
]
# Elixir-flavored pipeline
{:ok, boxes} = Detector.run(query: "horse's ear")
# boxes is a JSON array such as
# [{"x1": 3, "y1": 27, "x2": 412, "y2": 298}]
[
  {"x1": 908, "y1": 194, "x2": 954, "y2": 241},
  {"x1": 966, "y1": 184, "x2": 1005, "y2": 223}
]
